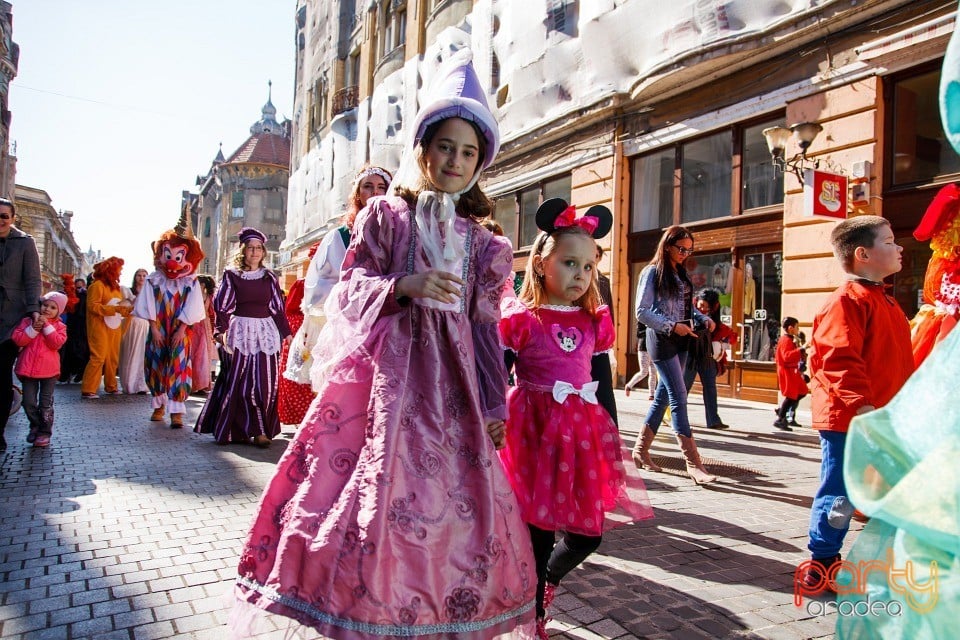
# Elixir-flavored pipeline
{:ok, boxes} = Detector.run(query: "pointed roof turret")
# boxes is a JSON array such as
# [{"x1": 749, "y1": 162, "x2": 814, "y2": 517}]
[
  {"x1": 223, "y1": 82, "x2": 290, "y2": 167},
  {"x1": 263, "y1": 80, "x2": 277, "y2": 118},
  {"x1": 251, "y1": 81, "x2": 281, "y2": 135},
  {"x1": 214, "y1": 142, "x2": 225, "y2": 164}
]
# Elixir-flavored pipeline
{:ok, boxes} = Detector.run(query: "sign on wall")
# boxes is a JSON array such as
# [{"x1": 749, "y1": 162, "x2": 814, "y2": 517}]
[{"x1": 803, "y1": 169, "x2": 848, "y2": 219}]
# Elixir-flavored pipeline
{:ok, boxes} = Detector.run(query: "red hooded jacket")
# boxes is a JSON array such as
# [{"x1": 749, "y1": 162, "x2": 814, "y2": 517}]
[{"x1": 775, "y1": 335, "x2": 808, "y2": 400}]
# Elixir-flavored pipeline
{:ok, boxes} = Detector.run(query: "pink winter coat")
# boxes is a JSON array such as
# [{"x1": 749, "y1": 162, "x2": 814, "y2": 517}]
[{"x1": 12, "y1": 317, "x2": 68, "y2": 379}]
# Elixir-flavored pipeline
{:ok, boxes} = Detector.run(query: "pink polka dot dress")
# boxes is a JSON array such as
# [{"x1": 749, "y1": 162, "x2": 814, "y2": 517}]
[{"x1": 498, "y1": 299, "x2": 653, "y2": 536}]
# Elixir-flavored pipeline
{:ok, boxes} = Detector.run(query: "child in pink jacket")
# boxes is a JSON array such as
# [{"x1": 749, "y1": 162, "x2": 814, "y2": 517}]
[{"x1": 13, "y1": 291, "x2": 68, "y2": 447}]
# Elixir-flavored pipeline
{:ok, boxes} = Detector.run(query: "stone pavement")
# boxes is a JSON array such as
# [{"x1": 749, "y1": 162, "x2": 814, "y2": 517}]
[{"x1": 0, "y1": 383, "x2": 853, "y2": 640}]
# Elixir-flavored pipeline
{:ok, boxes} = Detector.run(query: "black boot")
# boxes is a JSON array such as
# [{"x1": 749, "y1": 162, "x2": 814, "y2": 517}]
[{"x1": 773, "y1": 402, "x2": 791, "y2": 431}]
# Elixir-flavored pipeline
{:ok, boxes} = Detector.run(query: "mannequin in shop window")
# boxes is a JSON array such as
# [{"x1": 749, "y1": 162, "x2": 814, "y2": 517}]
[{"x1": 743, "y1": 262, "x2": 757, "y2": 359}]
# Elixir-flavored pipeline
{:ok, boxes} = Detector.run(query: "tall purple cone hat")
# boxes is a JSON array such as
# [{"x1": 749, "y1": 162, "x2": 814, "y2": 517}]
[
  {"x1": 391, "y1": 48, "x2": 500, "y2": 269},
  {"x1": 411, "y1": 48, "x2": 501, "y2": 173}
]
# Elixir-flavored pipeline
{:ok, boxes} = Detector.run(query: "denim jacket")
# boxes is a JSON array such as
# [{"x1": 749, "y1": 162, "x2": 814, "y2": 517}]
[{"x1": 634, "y1": 264, "x2": 708, "y2": 335}]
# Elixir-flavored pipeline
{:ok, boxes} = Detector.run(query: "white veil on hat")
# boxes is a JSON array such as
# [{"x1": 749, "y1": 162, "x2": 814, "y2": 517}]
[{"x1": 388, "y1": 47, "x2": 500, "y2": 271}]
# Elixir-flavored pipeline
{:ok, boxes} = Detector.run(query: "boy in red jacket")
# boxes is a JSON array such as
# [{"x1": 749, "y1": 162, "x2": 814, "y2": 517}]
[
  {"x1": 774, "y1": 317, "x2": 808, "y2": 431},
  {"x1": 800, "y1": 216, "x2": 914, "y2": 591},
  {"x1": 12, "y1": 291, "x2": 68, "y2": 447}
]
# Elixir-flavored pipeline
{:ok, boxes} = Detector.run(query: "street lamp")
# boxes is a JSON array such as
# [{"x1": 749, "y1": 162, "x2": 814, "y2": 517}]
[{"x1": 762, "y1": 122, "x2": 823, "y2": 182}]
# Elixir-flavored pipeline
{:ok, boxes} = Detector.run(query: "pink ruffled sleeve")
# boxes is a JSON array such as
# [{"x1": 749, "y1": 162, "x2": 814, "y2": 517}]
[
  {"x1": 498, "y1": 295, "x2": 534, "y2": 354},
  {"x1": 594, "y1": 304, "x2": 616, "y2": 354},
  {"x1": 471, "y1": 234, "x2": 514, "y2": 421},
  {"x1": 333, "y1": 199, "x2": 409, "y2": 320}
]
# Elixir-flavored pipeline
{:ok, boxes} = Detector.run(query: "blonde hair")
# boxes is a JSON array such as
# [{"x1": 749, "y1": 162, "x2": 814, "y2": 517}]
[{"x1": 518, "y1": 226, "x2": 600, "y2": 316}]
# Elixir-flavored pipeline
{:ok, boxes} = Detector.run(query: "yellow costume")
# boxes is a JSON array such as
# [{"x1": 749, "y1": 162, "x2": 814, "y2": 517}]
[{"x1": 81, "y1": 257, "x2": 131, "y2": 396}]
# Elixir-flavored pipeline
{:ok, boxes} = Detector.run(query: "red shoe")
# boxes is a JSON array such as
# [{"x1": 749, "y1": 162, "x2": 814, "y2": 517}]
[
  {"x1": 852, "y1": 509, "x2": 870, "y2": 523},
  {"x1": 535, "y1": 617, "x2": 549, "y2": 640},
  {"x1": 800, "y1": 555, "x2": 840, "y2": 594},
  {"x1": 34, "y1": 435, "x2": 51, "y2": 448},
  {"x1": 543, "y1": 582, "x2": 557, "y2": 610}
]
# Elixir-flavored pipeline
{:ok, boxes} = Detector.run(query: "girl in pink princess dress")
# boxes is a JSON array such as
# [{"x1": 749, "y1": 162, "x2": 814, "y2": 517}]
[
  {"x1": 230, "y1": 51, "x2": 536, "y2": 640},
  {"x1": 498, "y1": 199, "x2": 654, "y2": 639}
]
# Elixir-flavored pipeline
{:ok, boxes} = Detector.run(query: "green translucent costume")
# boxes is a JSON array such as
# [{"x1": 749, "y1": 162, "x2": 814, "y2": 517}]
[{"x1": 837, "y1": 327, "x2": 960, "y2": 638}]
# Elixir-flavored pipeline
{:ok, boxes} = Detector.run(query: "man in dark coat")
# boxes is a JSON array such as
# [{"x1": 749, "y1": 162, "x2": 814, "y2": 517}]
[{"x1": 0, "y1": 198, "x2": 42, "y2": 449}]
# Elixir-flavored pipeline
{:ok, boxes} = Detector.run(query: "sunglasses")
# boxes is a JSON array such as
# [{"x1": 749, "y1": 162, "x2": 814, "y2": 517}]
[{"x1": 672, "y1": 245, "x2": 694, "y2": 256}]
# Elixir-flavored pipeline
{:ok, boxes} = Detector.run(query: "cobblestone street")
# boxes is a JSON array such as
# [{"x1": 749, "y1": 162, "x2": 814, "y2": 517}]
[{"x1": 0, "y1": 385, "x2": 849, "y2": 639}]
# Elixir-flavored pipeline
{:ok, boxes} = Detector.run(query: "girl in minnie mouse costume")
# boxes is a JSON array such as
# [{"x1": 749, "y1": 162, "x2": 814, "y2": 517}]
[{"x1": 498, "y1": 199, "x2": 653, "y2": 638}]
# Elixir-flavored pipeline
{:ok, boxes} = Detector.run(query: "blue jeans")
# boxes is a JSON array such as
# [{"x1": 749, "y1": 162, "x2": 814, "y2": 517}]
[
  {"x1": 683, "y1": 354, "x2": 721, "y2": 426},
  {"x1": 643, "y1": 352, "x2": 692, "y2": 437},
  {"x1": 808, "y1": 430, "x2": 854, "y2": 558},
  {"x1": 20, "y1": 376, "x2": 57, "y2": 437}
]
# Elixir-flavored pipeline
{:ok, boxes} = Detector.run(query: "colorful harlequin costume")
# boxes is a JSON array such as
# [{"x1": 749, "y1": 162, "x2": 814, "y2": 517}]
[
  {"x1": 133, "y1": 208, "x2": 205, "y2": 428},
  {"x1": 81, "y1": 257, "x2": 131, "y2": 396},
  {"x1": 910, "y1": 183, "x2": 960, "y2": 366}
]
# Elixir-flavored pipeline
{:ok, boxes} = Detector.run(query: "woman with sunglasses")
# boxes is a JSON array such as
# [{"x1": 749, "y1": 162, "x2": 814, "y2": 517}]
[
  {"x1": 630, "y1": 226, "x2": 718, "y2": 484},
  {"x1": 0, "y1": 198, "x2": 42, "y2": 450}
]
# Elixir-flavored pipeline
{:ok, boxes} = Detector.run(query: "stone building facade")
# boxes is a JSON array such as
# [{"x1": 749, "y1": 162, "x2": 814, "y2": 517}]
[
  {"x1": 13, "y1": 185, "x2": 87, "y2": 293},
  {"x1": 1, "y1": 1, "x2": 18, "y2": 197},
  {"x1": 284, "y1": 0, "x2": 958, "y2": 400},
  {"x1": 194, "y1": 88, "x2": 291, "y2": 276}
]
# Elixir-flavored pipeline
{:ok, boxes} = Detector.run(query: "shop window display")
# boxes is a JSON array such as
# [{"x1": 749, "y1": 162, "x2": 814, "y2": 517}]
[
  {"x1": 684, "y1": 252, "x2": 735, "y2": 361},
  {"x1": 742, "y1": 252, "x2": 783, "y2": 361},
  {"x1": 684, "y1": 252, "x2": 734, "y2": 312}
]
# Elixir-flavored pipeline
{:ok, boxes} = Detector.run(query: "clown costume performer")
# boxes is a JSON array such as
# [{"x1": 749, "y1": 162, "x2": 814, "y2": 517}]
[
  {"x1": 909, "y1": 183, "x2": 960, "y2": 366},
  {"x1": 134, "y1": 207, "x2": 206, "y2": 428}
]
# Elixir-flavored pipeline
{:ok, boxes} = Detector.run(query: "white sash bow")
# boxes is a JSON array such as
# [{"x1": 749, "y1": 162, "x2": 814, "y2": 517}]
[
  {"x1": 552, "y1": 380, "x2": 599, "y2": 405},
  {"x1": 415, "y1": 190, "x2": 466, "y2": 269}
]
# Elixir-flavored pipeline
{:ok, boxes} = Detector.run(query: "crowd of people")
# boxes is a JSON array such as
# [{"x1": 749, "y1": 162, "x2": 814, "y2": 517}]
[{"x1": 1, "y1": 48, "x2": 957, "y2": 639}]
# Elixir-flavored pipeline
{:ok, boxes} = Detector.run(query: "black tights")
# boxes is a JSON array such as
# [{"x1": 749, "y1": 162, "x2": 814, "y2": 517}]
[
  {"x1": 528, "y1": 524, "x2": 602, "y2": 618},
  {"x1": 777, "y1": 393, "x2": 806, "y2": 420}
]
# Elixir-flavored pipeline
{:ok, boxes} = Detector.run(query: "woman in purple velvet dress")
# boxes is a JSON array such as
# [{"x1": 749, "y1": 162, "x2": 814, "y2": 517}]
[
  {"x1": 230, "y1": 52, "x2": 536, "y2": 639},
  {"x1": 195, "y1": 228, "x2": 291, "y2": 447}
]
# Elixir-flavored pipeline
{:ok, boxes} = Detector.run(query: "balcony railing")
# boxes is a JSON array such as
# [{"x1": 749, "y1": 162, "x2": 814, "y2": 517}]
[{"x1": 332, "y1": 86, "x2": 359, "y2": 116}]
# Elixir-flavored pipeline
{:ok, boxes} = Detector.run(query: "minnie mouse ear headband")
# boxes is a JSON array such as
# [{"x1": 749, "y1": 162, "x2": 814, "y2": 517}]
[
  {"x1": 535, "y1": 198, "x2": 613, "y2": 239},
  {"x1": 238, "y1": 227, "x2": 267, "y2": 244}
]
